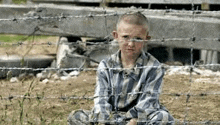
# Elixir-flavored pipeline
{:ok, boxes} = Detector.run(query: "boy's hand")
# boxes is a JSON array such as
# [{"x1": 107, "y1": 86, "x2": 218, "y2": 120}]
[{"x1": 126, "y1": 118, "x2": 137, "y2": 125}]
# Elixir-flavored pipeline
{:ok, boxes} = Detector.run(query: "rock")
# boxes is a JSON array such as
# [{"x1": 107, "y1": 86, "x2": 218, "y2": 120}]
[
  {"x1": 61, "y1": 71, "x2": 69, "y2": 76},
  {"x1": 165, "y1": 66, "x2": 220, "y2": 76},
  {"x1": 36, "y1": 72, "x2": 44, "y2": 79},
  {"x1": 50, "y1": 60, "x2": 57, "y2": 68},
  {"x1": 42, "y1": 79, "x2": 49, "y2": 84},
  {"x1": 0, "y1": 54, "x2": 55, "y2": 78},
  {"x1": 165, "y1": 61, "x2": 183, "y2": 66},
  {"x1": 6, "y1": 71, "x2": 12, "y2": 80},
  {"x1": 60, "y1": 76, "x2": 70, "y2": 81},
  {"x1": 47, "y1": 72, "x2": 52, "y2": 79},
  {"x1": 10, "y1": 77, "x2": 19, "y2": 83},
  {"x1": 51, "y1": 73, "x2": 60, "y2": 80},
  {"x1": 56, "y1": 37, "x2": 86, "y2": 69},
  {"x1": 36, "y1": 70, "x2": 52, "y2": 80},
  {"x1": 69, "y1": 71, "x2": 80, "y2": 77},
  {"x1": 18, "y1": 73, "x2": 34, "y2": 80}
]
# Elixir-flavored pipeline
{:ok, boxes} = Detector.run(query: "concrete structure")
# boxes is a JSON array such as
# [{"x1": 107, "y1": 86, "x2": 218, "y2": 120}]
[
  {"x1": 32, "y1": 0, "x2": 220, "y2": 5},
  {"x1": 0, "y1": 54, "x2": 55, "y2": 78},
  {"x1": 0, "y1": 1, "x2": 219, "y2": 69}
]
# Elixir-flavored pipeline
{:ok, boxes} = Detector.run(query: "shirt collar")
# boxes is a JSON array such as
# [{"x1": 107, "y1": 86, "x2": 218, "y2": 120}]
[
  {"x1": 111, "y1": 50, "x2": 148, "y2": 76},
  {"x1": 112, "y1": 50, "x2": 147, "y2": 67}
]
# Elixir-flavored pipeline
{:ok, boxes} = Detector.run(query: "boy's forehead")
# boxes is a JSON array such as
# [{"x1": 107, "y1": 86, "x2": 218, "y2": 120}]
[{"x1": 117, "y1": 21, "x2": 148, "y2": 34}]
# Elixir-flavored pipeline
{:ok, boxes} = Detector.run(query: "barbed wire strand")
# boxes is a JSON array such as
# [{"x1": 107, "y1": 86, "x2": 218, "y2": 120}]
[
  {"x1": 184, "y1": 1, "x2": 195, "y2": 124},
  {"x1": 0, "y1": 8, "x2": 219, "y2": 22},
  {"x1": 0, "y1": 7, "x2": 219, "y2": 124},
  {"x1": 1, "y1": 91, "x2": 220, "y2": 101},
  {"x1": 2, "y1": 115, "x2": 220, "y2": 125},
  {"x1": 0, "y1": 37, "x2": 219, "y2": 44},
  {"x1": 0, "y1": 63, "x2": 220, "y2": 73},
  {"x1": 0, "y1": 63, "x2": 220, "y2": 71}
]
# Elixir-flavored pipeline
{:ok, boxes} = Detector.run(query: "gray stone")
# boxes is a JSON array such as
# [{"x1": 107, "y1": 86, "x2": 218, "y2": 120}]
[
  {"x1": 32, "y1": 0, "x2": 220, "y2": 4},
  {"x1": 10, "y1": 77, "x2": 19, "y2": 83},
  {"x1": 18, "y1": 73, "x2": 34, "y2": 80},
  {"x1": 56, "y1": 37, "x2": 87, "y2": 69},
  {"x1": 0, "y1": 54, "x2": 55, "y2": 78},
  {"x1": 0, "y1": 4, "x2": 219, "y2": 51},
  {"x1": 51, "y1": 73, "x2": 60, "y2": 80},
  {"x1": 69, "y1": 71, "x2": 80, "y2": 77},
  {"x1": 42, "y1": 79, "x2": 49, "y2": 84},
  {"x1": 60, "y1": 76, "x2": 70, "y2": 81}
]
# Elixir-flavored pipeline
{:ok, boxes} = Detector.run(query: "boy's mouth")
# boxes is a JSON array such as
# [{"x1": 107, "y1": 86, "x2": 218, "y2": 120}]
[{"x1": 127, "y1": 48, "x2": 134, "y2": 51}]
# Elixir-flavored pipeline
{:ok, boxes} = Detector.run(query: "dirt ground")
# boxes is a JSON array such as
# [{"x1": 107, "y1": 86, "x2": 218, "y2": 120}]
[{"x1": 0, "y1": 37, "x2": 220, "y2": 124}]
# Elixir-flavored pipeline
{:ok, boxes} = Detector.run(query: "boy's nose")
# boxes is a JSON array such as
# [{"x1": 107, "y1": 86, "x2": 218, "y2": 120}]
[{"x1": 128, "y1": 40, "x2": 135, "y2": 47}]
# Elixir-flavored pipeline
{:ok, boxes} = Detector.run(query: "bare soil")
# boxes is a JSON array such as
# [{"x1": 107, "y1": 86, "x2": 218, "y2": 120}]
[{"x1": 0, "y1": 37, "x2": 220, "y2": 124}]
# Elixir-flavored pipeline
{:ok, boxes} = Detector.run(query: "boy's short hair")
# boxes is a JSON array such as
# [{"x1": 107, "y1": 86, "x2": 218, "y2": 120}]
[{"x1": 116, "y1": 12, "x2": 149, "y2": 32}]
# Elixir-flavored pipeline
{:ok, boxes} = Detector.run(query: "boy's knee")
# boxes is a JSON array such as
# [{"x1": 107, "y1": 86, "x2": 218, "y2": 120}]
[
  {"x1": 160, "y1": 110, "x2": 174, "y2": 121},
  {"x1": 67, "y1": 110, "x2": 89, "y2": 125},
  {"x1": 150, "y1": 110, "x2": 174, "y2": 125},
  {"x1": 67, "y1": 110, "x2": 76, "y2": 125}
]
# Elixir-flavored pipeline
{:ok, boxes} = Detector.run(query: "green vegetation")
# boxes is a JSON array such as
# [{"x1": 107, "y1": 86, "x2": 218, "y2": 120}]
[
  {"x1": 0, "y1": 0, "x2": 26, "y2": 4},
  {"x1": 0, "y1": 34, "x2": 49, "y2": 43},
  {"x1": 12, "y1": 0, "x2": 27, "y2": 4}
]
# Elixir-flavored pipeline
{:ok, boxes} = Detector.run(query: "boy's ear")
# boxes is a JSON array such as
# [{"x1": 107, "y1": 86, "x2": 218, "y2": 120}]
[
  {"x1": 112, "y1": 31, "x2": 118, "y2": 39},
  {"x1": 146, "y1": 35, "x2": 151, "y2": 40},
  {"x1": 146, "y1": 31, "x2": 151, "y2": 40}
]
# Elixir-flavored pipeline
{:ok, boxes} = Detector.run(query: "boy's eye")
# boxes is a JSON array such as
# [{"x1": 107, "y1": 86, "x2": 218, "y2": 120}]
[
  {"x1": 131, "y1": 37, "x2": 143, "y2": 42},
  {"x1": 122, "y1": 35, "x2": 129, "y2": 39},
  {"x1": 133, "y1": 37, "x2": 143, "y2": 40}
]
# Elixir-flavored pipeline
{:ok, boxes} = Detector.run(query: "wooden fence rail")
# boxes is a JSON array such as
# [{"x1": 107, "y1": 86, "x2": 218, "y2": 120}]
[{"x1": 0, "y1": 4, "x2": 219, "y2": 51}]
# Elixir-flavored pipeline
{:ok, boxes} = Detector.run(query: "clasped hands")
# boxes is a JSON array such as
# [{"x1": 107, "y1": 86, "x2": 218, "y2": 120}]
[{"x1": 99, "y1": 118, "x2": 137, "y2": 125}]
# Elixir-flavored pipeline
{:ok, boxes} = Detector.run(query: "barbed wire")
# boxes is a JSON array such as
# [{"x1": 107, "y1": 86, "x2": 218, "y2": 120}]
[
  {"x1": 1, "y1": 117, "x2": 220, "y2": 125},
  {"x1": 0, "y1": 64, "x2": 220, "y2": 71},
  {"x1": 0, "y1": 37, "x2": 219, "y2": 47},
  {"x1": 163, "y1": 8, "x2": 220, "y2": 15},
  {"x1": 176, "y1": 121, "x2": 220, "y2": 124},
  {"x1": 184, "y1": 1, "x2": 196, "y2": 122},
  {"x1": 0, "y1": 5, "x2": 220, "y2": 124},
  {"x1": 0, "y1": 8, "x2": 219, "y2": 23},
  {"x1": 29, "y1": 0, "x2": 220, "y2": 4},
  {"x1": 87, "y1": 120, "x2": 220, "y2": 124},
  {"x1": 1, "y1": 91, "x2": 220, "y2": 101},
  {"x1": 0, "y1": 13, "x2": 118, "y2": 22},
  {"x1": 1, "y1": 114, "x2": 220, "y2": 125}
]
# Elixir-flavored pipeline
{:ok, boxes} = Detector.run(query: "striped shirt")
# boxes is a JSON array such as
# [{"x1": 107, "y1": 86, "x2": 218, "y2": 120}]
[{"x1": 91, "y1": 50, "x2": 167, "y2": 123}]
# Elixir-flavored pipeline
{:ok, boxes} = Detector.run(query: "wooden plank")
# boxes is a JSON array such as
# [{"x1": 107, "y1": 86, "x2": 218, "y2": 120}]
[
  {"x1": 32, "y1": 0, "x2": 220, "y2": 4},
  {"x1": 148, "y1": 39, "x2": 220, "y2": 52},
  {"x1": 0, "y1": 4, "x2": 219, "y2": 51},
  {"x1": 0, "y1": 5, "x2": 36, "y2": 19}
]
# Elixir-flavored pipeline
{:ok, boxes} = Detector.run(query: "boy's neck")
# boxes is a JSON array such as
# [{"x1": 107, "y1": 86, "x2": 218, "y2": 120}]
[{"x1": 121, "y1": 53, "x2": 139, "y2": 69}]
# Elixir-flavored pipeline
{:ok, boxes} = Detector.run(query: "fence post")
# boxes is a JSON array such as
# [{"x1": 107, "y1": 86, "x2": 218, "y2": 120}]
[
  {"x1": 100, "y1": 0, "x2": 109, "y2": 7},
  {"x1": 200, "y1": 1, "x2": 218, "y2": 70},
  {"x1": 167, "y1": 47, "x2": 174, "y2": 61}
]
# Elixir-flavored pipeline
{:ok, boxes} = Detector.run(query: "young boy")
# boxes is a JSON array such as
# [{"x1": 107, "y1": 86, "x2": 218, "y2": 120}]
[{"x1": 68, "y1": 12, "x2": 174, "y2": 125}]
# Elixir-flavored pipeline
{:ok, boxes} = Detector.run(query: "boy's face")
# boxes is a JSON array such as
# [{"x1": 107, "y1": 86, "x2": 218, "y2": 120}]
[{"x1": 113, "y1": 21, "x2": 149, "y2": 58}]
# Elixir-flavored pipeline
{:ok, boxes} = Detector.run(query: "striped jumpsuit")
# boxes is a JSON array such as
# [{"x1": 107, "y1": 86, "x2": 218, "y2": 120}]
[{"x1": 68, "y1": 50, "x2": 174, "y2": 125}]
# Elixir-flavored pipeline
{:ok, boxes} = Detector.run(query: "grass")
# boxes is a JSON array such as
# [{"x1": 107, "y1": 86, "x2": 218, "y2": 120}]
[
  {"x1": 0, "y1": 72, "x2": 220, "y2": 124},
  {"x1": 0, "y1": 34, "x2": 49, "y2": 43},
  {"x1": 0, "y1": 0, "x2": 26, "y2": 4},
  {"x1": 0, "y1": 71, "x2": 96, "y2": 124},
  {"x1": 12, "y1": 0, "x2": 26, "y2": 4},
  {"x1": 0, "y1": 33, "x2": 219, "y2": 124}
]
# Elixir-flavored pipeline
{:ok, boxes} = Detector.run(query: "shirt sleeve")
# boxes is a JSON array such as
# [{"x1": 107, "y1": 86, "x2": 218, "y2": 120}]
[
  {"x1": 126, "y1": 63, "x2": 165, "y2": 121},
  {"x1": 91, "y1": 60, "x2": 113, "y2": 122}
]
